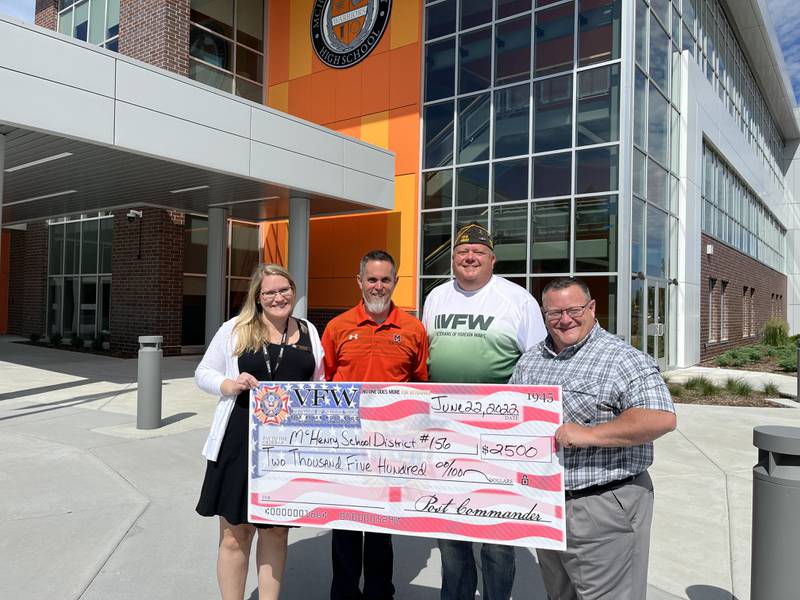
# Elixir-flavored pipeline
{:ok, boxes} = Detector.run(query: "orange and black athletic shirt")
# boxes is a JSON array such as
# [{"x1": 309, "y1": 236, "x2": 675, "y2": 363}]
[{"x1": 321, "y1": 301, "x2": 429, "y2": 383}]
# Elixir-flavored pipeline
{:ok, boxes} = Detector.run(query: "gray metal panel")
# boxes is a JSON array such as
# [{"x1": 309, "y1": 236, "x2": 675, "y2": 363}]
[
  {"x1": 0, "y1": 14, "x2": 395, "y2": 225},
  {"x1": 115, "y1": 61, "x2": 252, "y2": 139},
  {"x1": 0, "y1": 18, "x2": 116, "y2": 97}
]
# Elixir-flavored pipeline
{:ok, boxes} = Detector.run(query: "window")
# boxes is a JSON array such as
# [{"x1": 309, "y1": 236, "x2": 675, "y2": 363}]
[
  {"x1": 189, "y1": 0, "x2": 264, "y2": 103},
  {"x1": 720, "y1": 281, "x2": 728, "y2": 341},
  {"x1": 58, "y1": 0, "x2": 119, "y2": 50},
  {"x1": 47, "y1": 214, "x2": 113, "y2": 344},
  {"x1": 701, "y1": 144, "x2": 785, "y2": 272},
  {"x1": 181, "y1": 215, "x2": 265, "y2": 344},
  {"x1": 420, "y1": 0, "x2": 621, "y2": 330},
  {"x1": 708, "y1": 278, "x2": 718, "y2": 343},
  {"x1": 742, "y1": 286, "x2": 749, "y2": 338}
]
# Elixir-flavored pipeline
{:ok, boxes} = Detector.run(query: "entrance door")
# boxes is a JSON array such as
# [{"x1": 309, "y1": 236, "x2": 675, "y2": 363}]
[{"x1": 646, "y1": 281, "x2": 667, "y2": 370}]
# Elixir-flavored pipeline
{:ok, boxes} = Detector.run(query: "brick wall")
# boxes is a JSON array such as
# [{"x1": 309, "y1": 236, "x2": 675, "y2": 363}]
[
  {"x1": 7, "y1": 224, "x2": 48, "y2": 337},
  {"x1": 109, "y1": 208, "x2": 184, "y2": 356},
  {"x1": 307, "y1": 308, "x2": 347, "y2": 336},
  {"x1": 699, "y1": 233, "x2": 788, "y2": 361},
  {"x1": 118, "y1": 0, "x2": 190, "y2": 76},
  {"x1": 34, "y1": 0, "x2": 58, "y2": 30}
]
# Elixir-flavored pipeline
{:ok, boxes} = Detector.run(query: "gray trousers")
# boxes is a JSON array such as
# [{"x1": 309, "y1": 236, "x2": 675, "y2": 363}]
[{"x1": 537, "y1": 471, "x2": 654, "y2": 600}]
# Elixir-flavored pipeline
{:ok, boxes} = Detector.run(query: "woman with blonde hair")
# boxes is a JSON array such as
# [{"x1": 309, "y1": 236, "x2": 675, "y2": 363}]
[{"x1": 195, "y1": 263, "x2": 324, "y2": 600}]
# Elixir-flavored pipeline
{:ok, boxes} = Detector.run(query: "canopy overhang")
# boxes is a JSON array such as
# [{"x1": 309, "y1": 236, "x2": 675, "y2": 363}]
[{"x1": 0, "y1": 15, "x2": 395, "y2": 226}]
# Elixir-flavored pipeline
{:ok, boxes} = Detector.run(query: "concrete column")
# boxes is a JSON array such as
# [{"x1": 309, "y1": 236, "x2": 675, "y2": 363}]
[
  {"x1": 204, "y1": 206, "x2": 228, "y2": 347},
  {"x1": 288, "y1": 196, "x2": 310, "y2": 319}
]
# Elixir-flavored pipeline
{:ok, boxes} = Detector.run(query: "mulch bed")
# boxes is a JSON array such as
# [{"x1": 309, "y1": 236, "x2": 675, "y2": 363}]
[
  {"x1": 671, "y1": 390, "x2": 786, "y2": 408},
  {"x1": 699, "y1": 355, "x2": 792, "y2": 375}
]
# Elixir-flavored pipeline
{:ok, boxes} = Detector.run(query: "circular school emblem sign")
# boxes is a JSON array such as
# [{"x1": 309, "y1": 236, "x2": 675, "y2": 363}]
[{"x1": 311, "y1": 0, "x2": 392, "y2": 69}]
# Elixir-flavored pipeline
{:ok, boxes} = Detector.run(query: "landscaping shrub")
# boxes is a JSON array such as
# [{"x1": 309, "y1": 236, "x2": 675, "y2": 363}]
[
  {"x1": 762, "y1": 318, "x2": 789, "y2": 346},
  {"x1": 715, "y1": 355, "x2": 732, "y2": 367},
  {"x1": 28, "y1": 333, "x2": 41, "y2": 344},
  {"x1": 763, "y1": 383, "x2": 780, "y2": 397},
  {"x1": 686, "y1": 376, "x2": 718, "y2": 396},
  {"x1": 777, "y1": 352, "x2": 798, "y2": 373},
  {"x1": 49, "y1": 332, "x2": 62, "y2": 346},
  {"x1": 70, "y1": 335, "x2": 84, "y2": 349},
  {"x1": 730, "y1": 380, "x2": 753, "y2": 397},
  {"x1": 743, "y1": 347, "x2": 763, "y2": 362},
  {"x1": 668, "y1": 383, "x2": 684, "y2": 398},
  {"x1": 91, "y1": 337, "x2": 103, "y2": 351}
]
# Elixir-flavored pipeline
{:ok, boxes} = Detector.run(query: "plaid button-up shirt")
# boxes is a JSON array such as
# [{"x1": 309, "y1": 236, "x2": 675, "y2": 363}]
[{"x1": 509, "y1": 323, "x2": 674, "y2": 491}]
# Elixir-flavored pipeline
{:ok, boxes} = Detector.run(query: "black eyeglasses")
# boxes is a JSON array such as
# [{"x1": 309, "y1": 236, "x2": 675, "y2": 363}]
[{"x1": 542, "y1": 302, "x2": 593, "y2": 322}]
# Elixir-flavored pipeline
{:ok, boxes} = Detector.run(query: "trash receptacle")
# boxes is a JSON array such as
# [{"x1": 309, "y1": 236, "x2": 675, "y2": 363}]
[
  {"x1": 751, "y1": 426, "x2": 800, "y2": 599},
  {"x1": 137, "y1": 335, "x2": 163, "y2": 430}
]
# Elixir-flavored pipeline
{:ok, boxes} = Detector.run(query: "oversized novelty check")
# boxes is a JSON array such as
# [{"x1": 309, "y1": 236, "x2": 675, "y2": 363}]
[{"x1": 248, "y1": 382, "x2": 565, "y2": 549}]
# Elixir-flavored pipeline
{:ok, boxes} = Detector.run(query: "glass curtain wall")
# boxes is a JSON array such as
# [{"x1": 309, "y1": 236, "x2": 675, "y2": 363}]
[
  {"x1": 689, "y1": 0, "x2": 784, "y2": 189},
  {"x1": 47, "y1": 214, "x2": 113, "y2": 343},
  {"x1": 182, "y1": 216, "x2": 262, "y2": 346},
  {"x1": 630, "y1": 0, "x2": 682, "y2": 365},
  {"x1": 57, "y1": 0, "x2": 120, "y2": 50},
  {"x1": 189, "y1": 0, "x2": 265, "y2": 103},
  {"x1": 701, "y1": 144, "x2": 785, "y2": 271},
  {"x1": 421, "y1": 0, "x2": 622, "y2": 331}
]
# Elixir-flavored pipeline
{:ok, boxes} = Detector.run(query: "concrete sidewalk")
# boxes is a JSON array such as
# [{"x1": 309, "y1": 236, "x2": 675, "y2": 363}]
[{"x1": 1, "y1": 335, "x2": 798, "y2": 599}]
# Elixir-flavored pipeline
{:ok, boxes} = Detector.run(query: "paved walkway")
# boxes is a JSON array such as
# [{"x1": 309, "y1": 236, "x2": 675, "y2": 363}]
[{"x1": 0, "y1": 335, "x2": 798, "y2": 599}]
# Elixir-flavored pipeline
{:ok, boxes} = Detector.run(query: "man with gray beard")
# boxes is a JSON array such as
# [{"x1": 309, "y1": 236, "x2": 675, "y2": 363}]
[{"x1": 321, "y1": 249, "x2": 429, "y2": 600}]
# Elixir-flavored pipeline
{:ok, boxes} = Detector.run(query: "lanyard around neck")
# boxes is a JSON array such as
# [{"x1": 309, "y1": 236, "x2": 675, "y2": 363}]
[{"x1": 262, "y1": 319, "x2": 289, "y2": 380}]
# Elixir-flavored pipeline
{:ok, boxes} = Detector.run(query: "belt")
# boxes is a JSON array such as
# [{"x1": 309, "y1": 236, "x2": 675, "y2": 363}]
[{"x1": 565, "y1": 474, "x2": 638, "y2": 500}]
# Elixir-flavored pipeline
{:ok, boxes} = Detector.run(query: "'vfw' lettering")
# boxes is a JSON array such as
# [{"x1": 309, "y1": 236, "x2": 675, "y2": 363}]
[{"x1": 435, "y1": 314, "x2": 495, "y2": 331}]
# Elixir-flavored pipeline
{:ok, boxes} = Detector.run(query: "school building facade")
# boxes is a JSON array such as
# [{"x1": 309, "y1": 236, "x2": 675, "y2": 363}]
[{"x1": 1, "y1": 0, "x2": 798, "y2": 369}]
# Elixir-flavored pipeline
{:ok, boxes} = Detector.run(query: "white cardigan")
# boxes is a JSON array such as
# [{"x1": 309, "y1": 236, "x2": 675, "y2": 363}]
[{"x1": 195, "y1": 316, "x2": 325, "y2": 461}]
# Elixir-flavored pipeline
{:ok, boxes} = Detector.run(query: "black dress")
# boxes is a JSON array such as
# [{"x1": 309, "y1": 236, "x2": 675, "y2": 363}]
[{"x1": 196, "y1": 319, "x2": 316, "y2": 526}]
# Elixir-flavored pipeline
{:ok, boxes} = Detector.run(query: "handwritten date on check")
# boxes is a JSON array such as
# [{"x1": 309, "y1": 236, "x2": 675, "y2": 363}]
[{"x1": 248, "y1": 382, "x2": 565, "y2": 549}]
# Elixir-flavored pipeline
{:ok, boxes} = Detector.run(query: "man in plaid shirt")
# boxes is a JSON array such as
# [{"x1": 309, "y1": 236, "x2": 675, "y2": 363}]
[{"x1": 509, "y1": 277, "x2": 676, "y2": 600}]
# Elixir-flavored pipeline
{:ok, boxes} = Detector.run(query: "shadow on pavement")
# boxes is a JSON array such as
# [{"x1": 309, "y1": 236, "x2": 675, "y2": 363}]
[
  {"x1": 686, "y1": 584, "x2": 740, "y2": 600},
  {"x1": 273, "y1": 530, "x2": 439, "y2": 599},
  {"x1": 243, "y1": 531, "x2": 547, "y2": 599},
  {"x1": 161, "y1": 411, "x2": 198, "y2": 426},
  {"x1": 0, "y1": 337, "x2": 200, "y2": 385},
  {"x1": 0, "y1": 378, "x2": 103, "y2": 402},
  {"x1": 0, "y1": 388, "x2": 137, "y2": 421}
]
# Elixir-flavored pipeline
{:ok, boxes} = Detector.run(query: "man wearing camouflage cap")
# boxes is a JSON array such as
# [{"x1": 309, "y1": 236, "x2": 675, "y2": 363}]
[{"x1": 421, "y1": 223, "x2": 547, "y2": 600}]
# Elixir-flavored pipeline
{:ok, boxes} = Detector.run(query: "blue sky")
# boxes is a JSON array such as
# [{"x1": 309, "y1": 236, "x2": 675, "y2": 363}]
[{"x1": 1, "y1": 0, "x2": 800, "y2": 102}]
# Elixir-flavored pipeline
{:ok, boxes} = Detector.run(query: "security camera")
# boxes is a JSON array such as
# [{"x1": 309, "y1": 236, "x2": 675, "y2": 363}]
[{"x1": 127, "y1": 209, "x2": 142, "y2": 222}]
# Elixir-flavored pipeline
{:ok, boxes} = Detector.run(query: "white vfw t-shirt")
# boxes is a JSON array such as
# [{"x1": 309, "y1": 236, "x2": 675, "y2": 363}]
[{"x1": 422, "y1": 275, "x2": 547, "y2": 384}]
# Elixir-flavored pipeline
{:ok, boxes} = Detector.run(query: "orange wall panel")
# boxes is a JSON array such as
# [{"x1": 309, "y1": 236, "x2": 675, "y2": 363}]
[
  {"x1": 389, "y1": 0, "x2": 420, "y2": 49},
  {"x1": 262, "y1": 222, "x2": 288, "y2": 266},
  {"x1": 267, "y1": 0, "x2": 424, "y2": 311},
  {"x1": 360, "y1": 51, "x2": 391, "y2": 116},
  {"x1": 288, "y1": 0, "x2": 312, "y2": 79},
  {"x1": 268, "y1": 82, "x2": 289, "y2": 112},
  {"x1": 267, "y1": 0, "x2": 289, "y2": 85},
  {"x1": 328, "y1": 116, "x2": 361, "y2": 139},
  {"x1": 389, "y1": 42, "x2": 421, "y2": 109},
  {"x1": 389, "y1": 105, "x2": 420, "y2": 175},
  {"x1": 334, "y1": 64, "x2": 364, "y2": 122},
  {"x1": 288, "y1": 74, "x2": 314, "y2": 121},
  {"x1": 310, "y1": 69, "x2": 339, "y2": 124}
]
